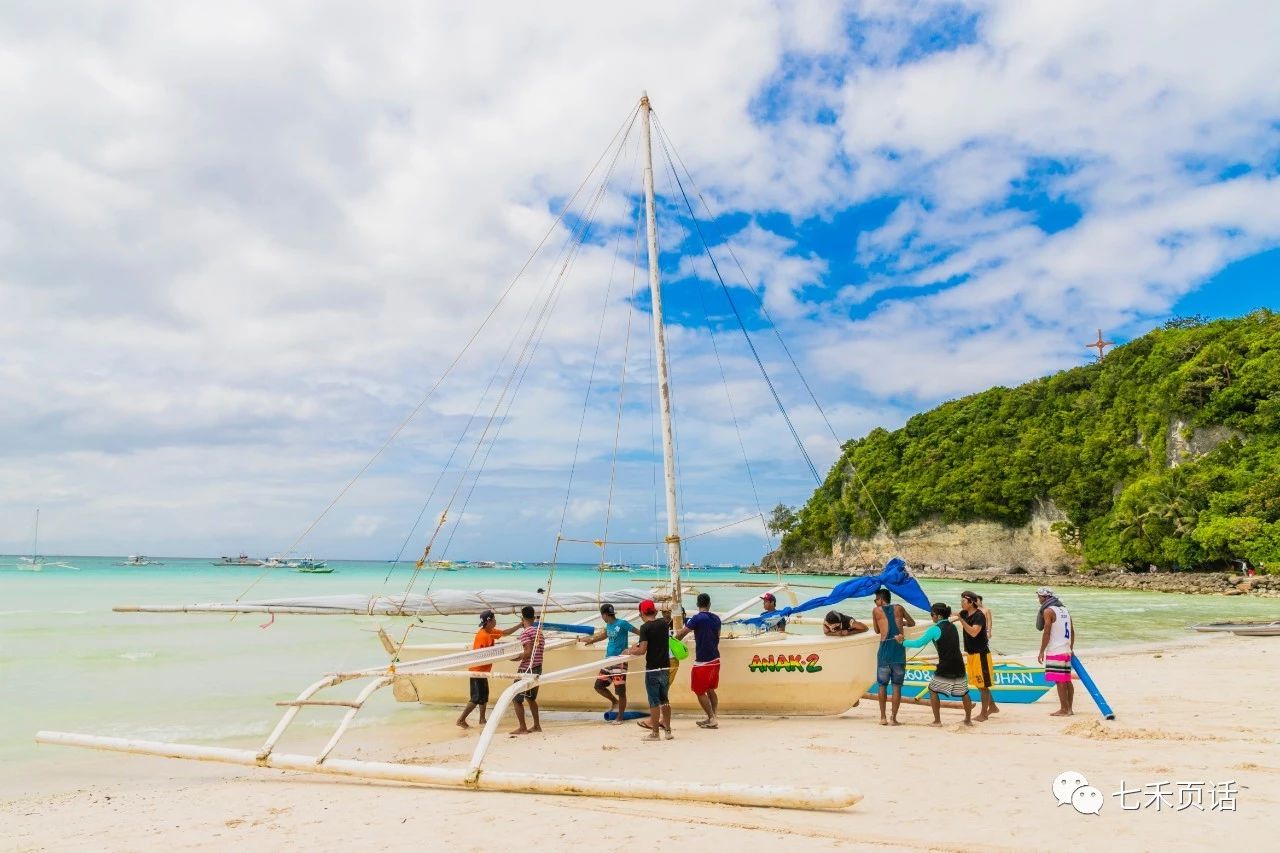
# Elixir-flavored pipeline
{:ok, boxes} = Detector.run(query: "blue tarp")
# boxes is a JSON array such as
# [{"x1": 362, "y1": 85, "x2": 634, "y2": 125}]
[{"x1": 734, "y1": 557, "x2": 931, "y2": 628}]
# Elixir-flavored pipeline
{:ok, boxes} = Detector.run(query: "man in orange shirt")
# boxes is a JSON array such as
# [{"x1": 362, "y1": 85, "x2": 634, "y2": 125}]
[{"x1": 457, "y1": 610, "x2": 518, "y2": 729}]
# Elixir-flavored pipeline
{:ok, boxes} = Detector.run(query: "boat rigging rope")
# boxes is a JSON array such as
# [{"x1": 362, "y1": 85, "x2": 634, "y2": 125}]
[
  {"x1": 651, "y1": 124, "x2": 820, "y2": 485},
  {"x1": 652, "y1": 115, "x2": 894, "y2": 536},
  {"x1": 652, "y1": 138, "x2": 774, "y2": 556},
  {"x1": 422, "y1": 109, "x2": 641, "y2": 589},
  {"x1": 422, "y1": 139, "x2": 634, "y2": 594},
  {"x1": 597, "y1": 231, "x2": 641, "y2": 595},
  {"x1": 231, "y1": 103, "x2": 643, "y2": 605}
]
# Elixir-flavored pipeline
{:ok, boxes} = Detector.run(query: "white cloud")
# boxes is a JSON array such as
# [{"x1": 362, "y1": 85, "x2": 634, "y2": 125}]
[{"x1": 1, "y1": 1, "x2": 1277, "y2": 562}]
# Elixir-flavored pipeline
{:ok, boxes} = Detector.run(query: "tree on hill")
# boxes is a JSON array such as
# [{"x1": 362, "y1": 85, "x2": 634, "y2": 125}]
[{"x1": 782, "y1": 310, "x2": 1280, "y2": 573}]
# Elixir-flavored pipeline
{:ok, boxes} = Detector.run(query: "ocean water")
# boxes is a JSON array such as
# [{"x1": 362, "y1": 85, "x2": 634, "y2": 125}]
[{"x1": 3, "y1": 557, "x2": 1277, "y2": 770}]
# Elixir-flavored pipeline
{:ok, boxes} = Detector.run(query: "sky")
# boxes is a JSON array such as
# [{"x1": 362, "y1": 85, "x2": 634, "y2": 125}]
[{"x1": 1, "y1": 1, "x2": 1278, "y2": 564}]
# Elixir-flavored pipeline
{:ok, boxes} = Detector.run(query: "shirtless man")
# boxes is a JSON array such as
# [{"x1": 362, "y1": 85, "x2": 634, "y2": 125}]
[
  {"x1": 976, "y1": 594, "x2": 993, "y2": 640},
  {"x1": 872, "y1": 589, "x2": 916, "y2": 726}
]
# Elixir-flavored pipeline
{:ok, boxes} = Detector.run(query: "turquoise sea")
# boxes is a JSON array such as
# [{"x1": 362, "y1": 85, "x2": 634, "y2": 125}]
[{"x1": 3, "y1": 556, "x2": 1278, "y2": 773}]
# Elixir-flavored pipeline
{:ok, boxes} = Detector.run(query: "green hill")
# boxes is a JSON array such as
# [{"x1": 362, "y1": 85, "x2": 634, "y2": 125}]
[{"x1": 779, "y1": 310, "x2": 1280, "y2": 572}]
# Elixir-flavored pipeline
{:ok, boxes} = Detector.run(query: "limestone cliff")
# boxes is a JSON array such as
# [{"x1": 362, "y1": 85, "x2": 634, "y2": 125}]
[{"x1": 768, "y1": 499, "x2": 1079, "y2": 573}]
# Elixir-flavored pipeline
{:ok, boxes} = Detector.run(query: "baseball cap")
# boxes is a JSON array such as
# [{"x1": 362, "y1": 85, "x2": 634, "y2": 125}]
[
  {"x1": 599, "y1": 603, "x2": 616, "y2": 616},
  {"x1": 960, "y1": 590, "x2": 977, "y2": 602},
  {"x1": 760, "y1": 592, "x2": 776, "y2": 603},
  {"x1": 1035, "y1": 586, "x2": 1054, "y2": 597},
  {"x1": 479, "y1": 609, "x2": 495, "y2": 625},
  {"x1": 639, "y1": 599, "x2": 657, "y2": 615}
]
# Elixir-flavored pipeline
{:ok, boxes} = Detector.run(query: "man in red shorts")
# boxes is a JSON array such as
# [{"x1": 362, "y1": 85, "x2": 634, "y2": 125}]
[{"x1": 676, "y1": 592, "x2": 721, "y2": 729}]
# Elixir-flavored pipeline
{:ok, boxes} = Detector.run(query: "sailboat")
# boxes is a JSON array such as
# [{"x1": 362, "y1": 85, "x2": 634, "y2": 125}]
[
  {"x1": 16, "y1": 509, "x2": 78, "y2": 571},
  {"x1": 102, "y1": 94, "x2": 921, "y2": 713},
  {"x1": 16, "y1": 509, "x2": 43, "y2": 571},
  {"x1": 113, "y1": 555, "x2": 166, "y2": 566},
  {"x1": 39, "y1": 94, "x2": 914, "y2": 809}
]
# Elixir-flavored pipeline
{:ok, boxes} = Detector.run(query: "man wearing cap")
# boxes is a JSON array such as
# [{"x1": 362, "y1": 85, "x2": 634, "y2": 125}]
[
  {"x1": 759, "y1": 592, "x2": 786, "y2": 632},
  {"x1": 675, "y1": 592, "x2": 721, "y2": 729},
  {"x1": 583, "y1": 603, "x2": 637, "y2": 724},
  {"x1": 1036, "y1": 587, "x2": 1075, "y2": 716},
  {"x1": 457, "y1": 610, "x2": 519, "y2": 729},
  {"x1": 625, "y1": 599, "x2": 673, "y2": 740},
  {"x1": 510, "y1": 604, "x2": 546, "y2": 735}
]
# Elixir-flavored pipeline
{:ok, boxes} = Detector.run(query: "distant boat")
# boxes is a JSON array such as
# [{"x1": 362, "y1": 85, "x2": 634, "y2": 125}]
[
  {"x1": 114, "y1": 555, "x2": 165, "y2": 566},
  {"x1": 17, "y1": 508, "x2": 44, "y2": 571},
  {"x1": 1230, "y1": 623, "x2": 1280, "y2": 637},
  {"x1": 291, "y1": 556, "x2": 331, "y2": 573},
  {"x1": 596, "y1": 562, "x2": 631, "y2": 573},
  {"x1": 15, "y1": 509, "x2": 79, "y2": 571},
  {"x1": 212, "y1": 554, "x2": 264, "y2": 567},
  {"x1": 1192, "y1": 620, "x2": 1280, "y2": 636}
]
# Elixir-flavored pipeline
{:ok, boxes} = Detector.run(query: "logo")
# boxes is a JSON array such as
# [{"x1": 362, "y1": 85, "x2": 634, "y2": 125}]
[
  {"x1": 1052, "y1": 771, "x2": 1103, "y2": 815},
  {"x1": 748, "y1": 653, "x2": 822, "y2": 673}
]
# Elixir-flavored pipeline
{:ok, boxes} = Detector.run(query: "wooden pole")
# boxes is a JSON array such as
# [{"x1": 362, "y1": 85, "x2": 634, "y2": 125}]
[
  {"x1": 35, "y1": 731, "x2": 860, "y2": 811},
  {"x1": 639, "y1": 92, "x2": 683, "y2": 609}
]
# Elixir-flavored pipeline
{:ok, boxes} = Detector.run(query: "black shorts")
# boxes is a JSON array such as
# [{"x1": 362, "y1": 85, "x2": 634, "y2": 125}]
[
  {"x1": 515, "y1": 666, "x2": 542, "y2": 703},
  {"x1": 469, "y1": 676, "x2": 489, "y2": 705}
]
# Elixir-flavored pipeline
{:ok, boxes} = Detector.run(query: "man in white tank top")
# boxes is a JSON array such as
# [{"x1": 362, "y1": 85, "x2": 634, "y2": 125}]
[{"x1": 1036, "y1": 587, "x2": 1075, "y2": 716}]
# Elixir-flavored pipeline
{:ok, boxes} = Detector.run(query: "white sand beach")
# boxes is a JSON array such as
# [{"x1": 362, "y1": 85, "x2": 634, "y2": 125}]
[{"x1": 4, "y1": 632, "x2": 1277, "y2": 851}]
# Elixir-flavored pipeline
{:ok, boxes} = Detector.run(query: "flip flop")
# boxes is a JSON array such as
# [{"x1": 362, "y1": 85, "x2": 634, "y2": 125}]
[
  {"x1": 695, "y1": 720, "x2": 718, "y2": 729},
  {"x1": 636, "y1": 719, "x2": 655, "y2": 731}
]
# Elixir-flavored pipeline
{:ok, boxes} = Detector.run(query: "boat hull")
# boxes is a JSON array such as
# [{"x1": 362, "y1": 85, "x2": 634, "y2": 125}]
[
  {"x1": 865, "y1": 659, "x2": 1052, "y2": 704},
  {"x1": 391, "y1": 632, "x2": 884, "y2": 715}
]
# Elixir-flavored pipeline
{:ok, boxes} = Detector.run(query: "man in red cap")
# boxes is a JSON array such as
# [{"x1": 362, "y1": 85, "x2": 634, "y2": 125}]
[
  {"x1": 759, "y1": 592, "x2": 786, "y2": 632},
  {"x1": 625, "y1": 598, "x2": 673, "y2": 740}
]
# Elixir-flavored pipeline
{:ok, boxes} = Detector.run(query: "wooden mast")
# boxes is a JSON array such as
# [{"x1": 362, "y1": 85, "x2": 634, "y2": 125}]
[{"x1": 639, "y1": 93, "x2": 684, "y2": 611}]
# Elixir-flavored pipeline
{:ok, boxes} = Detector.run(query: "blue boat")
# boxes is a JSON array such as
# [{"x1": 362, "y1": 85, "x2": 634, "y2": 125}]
[{"x1": 866, "y1": 658, "x2": 1053, "y2": 704}]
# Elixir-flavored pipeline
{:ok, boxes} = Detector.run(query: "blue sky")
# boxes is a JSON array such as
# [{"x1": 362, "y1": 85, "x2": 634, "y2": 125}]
[{"x1": 1, "y1": 2, "x2": 1277, "y2": 563}]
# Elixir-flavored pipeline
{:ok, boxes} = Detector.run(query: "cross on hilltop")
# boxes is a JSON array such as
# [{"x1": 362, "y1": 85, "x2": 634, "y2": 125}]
[{"x1": 1086, "y1": 328, "x2": 1114, "y2": 360}]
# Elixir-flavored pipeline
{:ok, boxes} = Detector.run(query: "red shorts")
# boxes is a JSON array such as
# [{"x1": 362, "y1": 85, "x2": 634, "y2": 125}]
[
  {"x1": 690, "y1": 659, "x2": 720, "y2": 695},
  {"x1": 595, "y1": 662, "x2": 627, "y2": 687}
]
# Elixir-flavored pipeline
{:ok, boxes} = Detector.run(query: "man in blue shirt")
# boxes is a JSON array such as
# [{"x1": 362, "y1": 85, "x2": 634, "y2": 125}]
[
  {"x1": 676, "y1": 592, "x2": 721, "y2": 729},
  {"x1": 584, "y1": 602, "x2": 637, "y2": 724}
]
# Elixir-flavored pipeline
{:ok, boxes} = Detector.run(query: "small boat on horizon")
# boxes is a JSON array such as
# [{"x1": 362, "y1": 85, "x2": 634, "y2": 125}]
[
  {"x1": 212, "y1": 554, "x2": 264, "y2": 567},
  {"x1": 114, "y1": 555, "x2": 165, "y2": 567},
  {"x1": 291, "y1": 556, "x2": 331, "y2": 573}
]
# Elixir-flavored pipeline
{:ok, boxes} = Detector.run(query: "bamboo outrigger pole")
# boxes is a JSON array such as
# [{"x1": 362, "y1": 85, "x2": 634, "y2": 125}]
[
  {"x1": 640, "y1": 92, "x2": 684, "y2": 608},
  {"x1": 35, "y1": 730, "x2": 860, "y2": 810}
]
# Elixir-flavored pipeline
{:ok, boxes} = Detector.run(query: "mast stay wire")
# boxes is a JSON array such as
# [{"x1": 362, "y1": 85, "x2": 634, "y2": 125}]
[
  {"x1": 378, "y1": 112, "x2": 645, "y2": 594},
  {"x1": 597, "y1": 241, "x2": 641, "y2": 593},
  {"x1": 388, "y1": 114, "x2": 640, "y2": 644},
  {"x1": 412, "y1": 117, "x2": 640, "y2": 584},
  {"x1": 554, "y1": 134, "x2": 644, "y2": 567},
  {"x1": 650, "y1": 122, "x2": 820, "y2": 485},
  {"x1": 651, "y1": 115, "x2": 893, "y2": 536},
  {"x1": 652, "y1": 132, "x2": 775, "y2": 556},
  {"x1": 232, "y1": 103, "x2": 643, "y2": 605},
  {"x1": 420, "y1": 116, "x2": 639, "y2": 592}
]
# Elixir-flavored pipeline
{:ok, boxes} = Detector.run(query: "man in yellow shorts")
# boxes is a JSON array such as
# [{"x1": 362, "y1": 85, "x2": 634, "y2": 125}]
[{"x1": 955, "y1": 591, "x2": 999, "y2": 721}]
